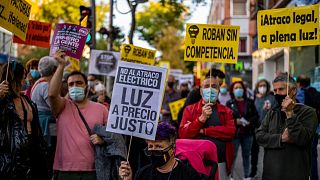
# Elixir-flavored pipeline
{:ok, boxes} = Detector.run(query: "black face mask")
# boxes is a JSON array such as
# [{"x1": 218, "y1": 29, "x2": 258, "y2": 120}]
[
  {"x1": 167, "y1": 82, "x2": 174, "y2": 88},
  {"x1": 145, "y1": 145, "x2": 173, "y2": 168},
  {"x1": 274, "y1": 94, "x2": 286, "y2": 107},
  {"x1": 181, "y1": 90, "x2": 190, "y2": 98},
  {"x1": 150, "y1": 151, "x2": 171, "y2": 168}
]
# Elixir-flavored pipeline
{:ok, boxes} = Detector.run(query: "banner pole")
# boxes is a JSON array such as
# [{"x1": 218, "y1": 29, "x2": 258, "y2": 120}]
[
  {"x1": 287, "y1": 59, "x2": 290, "y2": 96},
  {"x1": 126, "y1": 135, "x2": 133, "y2": 162},
  {"x1": 5, "y1": 37, "x2": 13, "y2": 81},
  {"x1": 209, "y1": 62, "x2": 212, "y2": 104}
]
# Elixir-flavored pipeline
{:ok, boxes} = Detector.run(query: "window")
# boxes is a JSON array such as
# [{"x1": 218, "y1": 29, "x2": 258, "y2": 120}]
[
  {"x1": 233, "y1": 0, "x2": 247, "y2": 16},
  {"x1": 239, "y1": 37, "x2": 247, "y2": 53}
]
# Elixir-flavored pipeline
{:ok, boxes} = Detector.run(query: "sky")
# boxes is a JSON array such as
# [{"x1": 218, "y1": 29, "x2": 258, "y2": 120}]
[{"x1": 110, "y1": 0, "x2": 211, "y2": 49}]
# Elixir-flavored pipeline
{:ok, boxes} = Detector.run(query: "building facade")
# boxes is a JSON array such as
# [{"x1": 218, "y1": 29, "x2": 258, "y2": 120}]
[
  {"x1": 251, "y1": 0, "x2": 320, "y2": 91},
  {"x1": 207, "y1": 0, "x2": 255, "y2": 86}
]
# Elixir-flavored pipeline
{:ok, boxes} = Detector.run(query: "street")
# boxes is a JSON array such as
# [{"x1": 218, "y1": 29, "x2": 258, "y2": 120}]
[{"x1": 233, "y1": 145, "x2": 320, "y2": 180}]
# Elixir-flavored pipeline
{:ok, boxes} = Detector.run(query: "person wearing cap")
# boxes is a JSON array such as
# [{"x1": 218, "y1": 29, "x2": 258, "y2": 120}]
[
  {"x1": 256, "y1": 74, "x2": 317, "y2": 179},
  {"x1": 118, "y1": 122, "x2": 200, "y2": 180}
]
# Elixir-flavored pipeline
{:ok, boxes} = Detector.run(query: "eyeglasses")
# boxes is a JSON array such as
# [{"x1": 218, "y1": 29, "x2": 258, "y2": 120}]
[{"x1": 144, "y1": 144, "x2": 173, "y2": 156}]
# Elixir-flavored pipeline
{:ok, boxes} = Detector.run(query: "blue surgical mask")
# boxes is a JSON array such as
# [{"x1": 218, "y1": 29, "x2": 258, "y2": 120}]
[
  {"x1": 30, "y1": 69, "x2": 41, "y2": 79},
  {"x1": 202, "y1": 88, "x2": 219, "y2": 103},
  {"x1": 220, "y1": 87, "x2": 227, "y2": 94},
  {"x1": 69, "y1": 87, "x2": 86, "y2": 102},
  {"x1": 234, "y1": 88, "x2": 244, "y2": 98}
]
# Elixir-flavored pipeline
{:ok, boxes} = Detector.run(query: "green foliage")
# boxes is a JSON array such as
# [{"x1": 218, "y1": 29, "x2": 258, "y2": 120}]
[
  {"x1": 136, "y1": 2, "x2": 189, "y2": 46},
  {"x1": 35, "y1": 0, "x2": 108, "y2": 29},
  {"x1": 136, "y1": 2, "x2": 191, "y2": 72},
  {"x1": 20, "y1": 48, "x2": 49, "y2": 65}
]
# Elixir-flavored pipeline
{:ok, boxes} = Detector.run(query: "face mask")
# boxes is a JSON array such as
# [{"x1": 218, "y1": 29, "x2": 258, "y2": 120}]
[
  {"x1": 69, "y1": 86, "x2": 86, "y2": 102},
  {"x1": 150, "y1": 151, "x2": 171, "y2": 168},
  {"x1": 181, "y1": 90, "x2": 190, "y2": 98},
  {"x1": 30, "y1": 69, "x2": 41, "y2": 79},
  {"x1": 202, "y1": 88, "x2": 219, "y2": 103},
  {"x1": 88, "y1": 81, "x2": 94, "y2": 88},
  {"x1": 95, "y1": 83, "x2": 106, "y2": 93},
  {"x1": 234, "y1": 88, "x2": 244, "y2": 98},
  {"x1": 145, "y1": 145, "x2": 173, "y2": 168},
  {"x1": 167, "y1": 81, "x2": 174, "y2": 88},
  {"x1": 274, "y1": 94, "x2": 286, "y2": 107},
  {"x1": 220, "y1": 87, "x2": 227, "y2": 94},
  {"x1": 258, "y1": 86, "x2": 267, "y2": 94}
]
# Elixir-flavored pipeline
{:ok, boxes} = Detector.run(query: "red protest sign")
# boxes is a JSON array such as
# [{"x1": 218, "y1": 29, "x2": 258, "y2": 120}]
[{"x1": 13, "y1": 20, "x2": 51, "y2": 48}]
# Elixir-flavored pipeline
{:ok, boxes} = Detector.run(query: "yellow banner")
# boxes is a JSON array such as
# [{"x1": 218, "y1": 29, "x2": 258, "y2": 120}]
[
  {"x1": 184, "y1": 24, "x2": 240, "y2": 64},
  {"x1": 0, "y1": 0, "x2": 32, "y2": 41},
  {"x1": 120, "y1": 44, "x2": 156, "y2": 65},
  {"x1": 200, "y1": 69, "x2": 209, "y2": 83},
  {"x1": 64, "y1": 57, "x2": 80, "y2": 72},
  {"x1": 169, "y1": 98, "x2": 186, "y2": 121},
  {"x1": 258, "y1": 4, "x2": 320, "y2": 48},
  {"x1": 231, "y1": 77, "x2": 242, "y2": 83},
  {"x1": 158, "y1": 61, "x2": 170, "y2": 70}
]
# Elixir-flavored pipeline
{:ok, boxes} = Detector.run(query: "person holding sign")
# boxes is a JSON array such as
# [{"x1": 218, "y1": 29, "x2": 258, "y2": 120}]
[
  {"x1": 256, "y1": 74, "x2": 317, "y2": 180},
  {"x1": 118, "y1": 121, "x2": 200, "y2": 180},
  {"x1": 0, "y1": 61, "x2": 48, "y2": 179},
  {"x1": 179, "y1": 75, "x2": 236, "y2": 180},
  {"x1": 48, "y1": 50, "x2": 108, "y2": 180}
]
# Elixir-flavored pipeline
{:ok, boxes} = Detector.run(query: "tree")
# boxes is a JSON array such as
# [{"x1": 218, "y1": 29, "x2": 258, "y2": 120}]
[
  {"x1": 135, "y1": 2, "x2": 191, "y2": 71},
  {"x1": 34, "y1": 0, "x2": 109, "y2": 30},
  {"x1": 19, "y1": 0, "x2": 109, "y2": 70},
  {"x1": 136, "y1": 2, "x2": 188, "y2": 46}
]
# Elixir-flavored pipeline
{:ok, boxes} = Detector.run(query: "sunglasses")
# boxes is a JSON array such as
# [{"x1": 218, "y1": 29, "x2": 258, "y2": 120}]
[{"x1": 144, "y1": 144, "x2": 173, "y2": 156}]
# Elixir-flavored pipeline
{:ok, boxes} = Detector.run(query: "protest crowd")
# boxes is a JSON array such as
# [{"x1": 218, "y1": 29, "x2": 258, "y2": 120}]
[
  {"x1": 1, "y1": 1, "x2": 320, "y2": 180},
  {"x1": 1, "y1": 54, "x2": 319, "y2": 180}
]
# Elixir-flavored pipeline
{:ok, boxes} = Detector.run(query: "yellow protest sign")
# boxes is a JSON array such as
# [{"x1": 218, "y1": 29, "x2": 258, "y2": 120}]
[
  {"x1": 258, "y1": 4, "x2": 320, "y2": 48},
  {"x1": 184, "y1": 24, "x2": 240, "y2": 64},
  {"x1": 0, "y1": 0, "x2": 32, "y2": 41},
  {"x1": 64, "y1": 57, "x2": 80, "y2": 72},
  {"x1": 200, "y1": 69, "x2": 209, "y2": 83},
  {"x1": 121, "y1": 44, "x2": 156, "y2": 65},
  {"x1": 159, "y1": 61, "x2": 170, "y2": 71},
  {"x1": 169, "y1": 98, "x2": 186, "y2": 121},
  {"x1": 81, "y1": 16, "x2": 88, "y2": 27},
  {"x1": 231, "y1": 77, "x2": 242, "y2": 83}
]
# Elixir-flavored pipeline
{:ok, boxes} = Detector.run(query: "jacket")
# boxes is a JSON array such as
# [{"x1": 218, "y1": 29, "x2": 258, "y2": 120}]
[
  {"x1": 226, "y1": 98, "x2": 259, "y2": 137},
  {"x1": 179, "y1": 99, "x2": 236, "y2": 174},
  {"x1": 256, "y1": 104, "x2": 317, "y2": 180},
  {"x1": 0, "y1": 95, "x2": 48, "y2": 180},
  {"x1": 93, "y1": 125, "x2": 127, "y2": 180}
]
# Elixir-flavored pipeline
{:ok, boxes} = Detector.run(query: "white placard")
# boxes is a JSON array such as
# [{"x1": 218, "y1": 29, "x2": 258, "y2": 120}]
[
  {"x1": 106, "y1": 61, "x2": 167, "y2": 140},
  {"x1": 89, "y1": 50, "x2": 120, "y2": 76},
  {"x1": 178, "y1": 74, "x2": 194, "y2": 86}
]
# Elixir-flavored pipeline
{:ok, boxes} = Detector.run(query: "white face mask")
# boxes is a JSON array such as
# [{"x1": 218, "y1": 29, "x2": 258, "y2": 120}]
[
  {"x1": 95, "y1": 83, "x2": 106, "y2": 92},
  {"x1": 258, "y1": 86, "x2": 267, "y2": 94}
]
